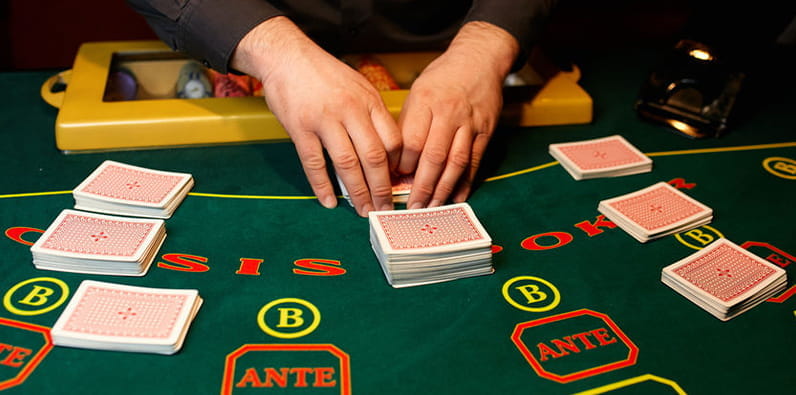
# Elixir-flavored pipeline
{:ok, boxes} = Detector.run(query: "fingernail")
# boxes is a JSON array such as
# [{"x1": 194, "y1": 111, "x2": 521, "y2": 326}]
[
  {"x1": 358, "y1": 203, "x2": 374, "y2": 217},
  {"x1": 320, "y1": 195, "x2": 338, "y2": 209},
  {"x1": 409, "y1": 202, "x2": 423, "y2": 210},
  {"x1": 379, "y1": 203, "x2": 394, "y2": 211},
  {"x1": 429, "y1": 200, "x2": 443, "y2": 208}
]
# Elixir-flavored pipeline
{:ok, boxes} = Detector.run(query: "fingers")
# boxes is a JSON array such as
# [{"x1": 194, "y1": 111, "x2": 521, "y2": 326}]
[
  {"x1": 397, "y1": 103, "x2": 432, "y2": 175},
  {"x1": 428, "y1": 125, "x2": 473, "y2": 207},
  {"x1": 452, "y1": 130, "x2": 491, "y2": 203},
  {"x1": 405, "y1": 112, "x2": 461, "y2": 209},
  {"x1": 290, "y1": 129, "x2": 339, "y2": 209},
  {"x1": 370, "y1": 105, "x2": 403, "y2": 174},
  {"x1": 343, "y1": 107, "x2": 397, "y2": 213}
]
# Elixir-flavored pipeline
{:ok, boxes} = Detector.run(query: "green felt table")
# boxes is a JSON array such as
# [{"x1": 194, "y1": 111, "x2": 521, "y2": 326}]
[{"x1": 0, "y1": 48, "x2": 794, "y2": 395}]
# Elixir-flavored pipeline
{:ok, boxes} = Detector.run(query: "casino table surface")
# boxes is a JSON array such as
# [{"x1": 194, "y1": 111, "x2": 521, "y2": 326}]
[{"x1": 1, "y1": 47, "x2": 794, "y2": 395}]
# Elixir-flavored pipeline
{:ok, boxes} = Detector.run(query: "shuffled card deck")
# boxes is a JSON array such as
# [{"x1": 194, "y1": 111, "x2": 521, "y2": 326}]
[
  {"x1": 598, "y1": 182, "x2": 713, "y2": 242},
  {"x1": 661, "y1": 238, "x2": 787, "y2": 321},
  {"x1": 51, "y1": 280, "x2": 203, "y2": 354},
  {"x1": 73, "y1": 160, "x2": 194, "y2": 218},
  {"x1": 30, "y1": 209, "x2": 166, "y2": 276},
  {"x1": 368, "y1": 202, "x2": 493, "y2": 288},
  {"x1": 549, "y1": 134, "x2": 652, "y2": 180}
]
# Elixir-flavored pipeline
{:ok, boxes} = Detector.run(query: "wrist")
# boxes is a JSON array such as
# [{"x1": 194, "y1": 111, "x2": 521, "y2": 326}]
[
  {"x1": 230, "y1": 16, "x2": 310, "y2": 83},
  {"x1": 447, "y1": 21, "x2": 520, "y2": 78}
]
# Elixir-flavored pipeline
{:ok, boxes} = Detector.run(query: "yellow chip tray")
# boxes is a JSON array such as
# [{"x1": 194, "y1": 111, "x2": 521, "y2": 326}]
[{"x1": 42, "y1": 41, "x2": 592, "y2": 153}]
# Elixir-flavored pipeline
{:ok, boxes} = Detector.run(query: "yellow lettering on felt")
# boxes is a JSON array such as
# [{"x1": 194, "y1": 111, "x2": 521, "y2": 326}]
[
  {"x1": 277, "y1": 308, "x2": 305, "y2": 328},
  {"x1": 683, "y1": 229, "x2": 715, "y2": 246},
  {"x1": 16, "y1": 286, "x2": 55, "y2": 306},
  {"x1": 516, "y1": 284, "x2": 548, "y2": 304},
  {"x1": 773, "y1": 161, "x2": 796, "y2": 175}
]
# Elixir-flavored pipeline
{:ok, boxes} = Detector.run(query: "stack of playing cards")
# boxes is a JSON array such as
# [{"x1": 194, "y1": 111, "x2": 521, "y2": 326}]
[
  {"x1": 337, "y1": 173, "x2": 413, "y2": 206},
  {"x1": 661, "y1": 238, "x2": 787, "y2": 321},
  {"x1": 598, "y1": 182, "x2": 713, "y2": 243},
  {"x1": 30, "y1": 209, "x2": 166, "y2": 276},
  {"x1": 368, "y1": 202, "x2": 494, "y2": 288},
  {"x1": 51, "y1": 280, "x2": 203, "y2": 354},
  {"x1": 549, "y1": 135, "x2": 652, "y2": 180},
  {"x1": 73, "y1": 160, "x2": 194, "y2": 219}
]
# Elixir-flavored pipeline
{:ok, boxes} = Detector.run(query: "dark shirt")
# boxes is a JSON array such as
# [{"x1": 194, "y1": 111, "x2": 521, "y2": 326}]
[{"x1": 127, "y1": 0, "x2": 557, "y2": 73}]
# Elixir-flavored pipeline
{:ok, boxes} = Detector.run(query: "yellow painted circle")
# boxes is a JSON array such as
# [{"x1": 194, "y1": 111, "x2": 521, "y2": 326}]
[
  {"x1": 674, "y1": 225, "x2": 724, "y2": 250},
  {"x1": 502, "y1": 276, "x2": 560, "y2": 312},
  {"x1": 762, "y1": 157, "x2": 796, "y2": 180},
  {"x1": 3, "y1": 277, "x2": 70, "y2": 316},
  {"x1": 257, "y1": 298, "x2": 321, "y2": 339}
]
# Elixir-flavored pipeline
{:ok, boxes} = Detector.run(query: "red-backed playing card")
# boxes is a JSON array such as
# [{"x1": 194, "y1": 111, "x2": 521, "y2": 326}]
[
  {"x1": 663, "y1": 238, "x2": 786, "y2": 307},
  {"x1": 51, "y1": 280, "x2": 202, "y2": 354},
  {"x1": 369, "y1": 203, "x2": 491, "y2": 255},
  {"x1": 601, "y1": 182, "x2": 711, "y2": 235},
  {"x1": 31, "y1": 209, "x2": 165, "y2": 261},
  {"x1": 73, "y1": 160, "x2": 193, "y2": 208},
  {"x1": 552, "y1": 135, "x2": 650, "y2": 172}
]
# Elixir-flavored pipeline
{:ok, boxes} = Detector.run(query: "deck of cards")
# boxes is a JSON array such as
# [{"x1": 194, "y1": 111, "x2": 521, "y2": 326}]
[
  {"x1": 338, "y1": 173, "x2": 413, "y2": 206},
  {"x1": 549, "y1": 135, "x2": 653, "y2": 180},
  {"x1": 30, "y1": 209, "x2": 166, "y2": 276},
  {"x1": 73, "y1": 160, "x2": 194, "y2": 219},
  {"x1": 661, "y1": 238, "x2": 788, "y2": 321},
  {"x1": 598, "y1": 182, "x2": 713, "y2": 243},
  {"x1": 368, "y1": 202, "x2": 494, "y2": 288},
  {"x1": 51, "y1": 280, "x2": 203, "y2": 354}
]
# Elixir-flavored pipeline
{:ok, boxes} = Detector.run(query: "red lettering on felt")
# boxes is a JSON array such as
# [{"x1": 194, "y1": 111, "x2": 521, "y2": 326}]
[
  {"x1": 668, "y1": 178, "x2": 696, "y2": 190},
  {"x1": 0, "y1": 344, "x2": 32, "y2": 367},
  {"x1": 766, "y1": 253, "x2": 792, "y2": 268},
  {"x1": 264, "y1": 367, "x2": 290, "y2": 387},
  {"x1": 537, "y1": 343, "x2": 565, "y2": 361},
  {"x1": 535, "y1": 328, "x2": 618, "y2": 362},
  {"x1": 236, "y1": 258, "x2": 263, "y2": 275},
  {"x1": 235, "y1": 368, "x2": 265, "y2": 387},
  {"x1": 521, "y1": 232, "x2": 574, "y2": 251},
  {"x1": 293, "y1": 259, "x2": 346, "y2": 276},
  {"x1": 235, "y1": 367, "x2": 338, "y2": 388},
  {"x1": 4, "y1": 227, "x2": 43, "y2": 246},
  {"x1": 591, "y1": 328, "x2": 617, "y2": 346},
  {"x1": 571, "y1": 332, "x2": 598, "y2": 350},
  {"x1": 157, "y1": 253, "x2": 210, "y2": 272},
  {"x1": 314, "y1": 367, "x2": 337, "y2": 387},
  {"x1": 291, "y1": 367, "x2": 313, "y2": 387},
  {"x1": 550, "y1": 336, "x2": 580, "y2": 355},
  {"x1": 574, "y1": 215, "x2": 617, "y2": 237}
]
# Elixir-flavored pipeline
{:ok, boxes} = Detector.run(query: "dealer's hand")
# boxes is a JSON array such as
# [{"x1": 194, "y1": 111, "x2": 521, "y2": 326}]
[
  {"x1": 232, "y1": 16, "x2": 402, "y2": 217},
  {"x1": 398, "y1": 21, "x2": 519, "y2": 208}
]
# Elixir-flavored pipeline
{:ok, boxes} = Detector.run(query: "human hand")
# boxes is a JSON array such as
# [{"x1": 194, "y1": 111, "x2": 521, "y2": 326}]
[
  {"x1": 232, "y1": 17, "x2": 401, "y2": 217},
  {"x1": 397, "y1": 21, "x2": 520, "y2": 208}
]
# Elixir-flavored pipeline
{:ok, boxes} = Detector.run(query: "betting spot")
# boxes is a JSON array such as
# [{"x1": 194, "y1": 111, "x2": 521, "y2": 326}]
[
  {"x1": 762, "y1": 157, "x2": 796, "y2": 180},
  {"x1": 0, "y1": 318, "x2": 54, "y2": 391},
  {"x1": 511, "y1": 309, "x2": 638, "y2": 383},
  {"x1": 257, "y1": 298, "x2": 321, "y2": 339},
  {"x1": 221, "y1": 344, "x2": 351, "y2": 395},
  {"x1": 502, "y1": 276, "x2": 560, "y2": 312},
  {"x1": 3, "y1": 277, "x2": 69, "y2": 316},
  {"x1": 674, "y1": 225, "x2": 724, "y2": 250}
]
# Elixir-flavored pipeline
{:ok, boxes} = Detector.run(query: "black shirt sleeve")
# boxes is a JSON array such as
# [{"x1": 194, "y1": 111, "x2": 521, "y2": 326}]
[
  {"x1": 126, "y1": 0, "x2": 284, "y2": 73},
  {"x1": 126, "y1": 0, "x2": 558, "y2": 74},
  {"x1": 465, "y1": 0, "x2": 558, "y2": 68}
]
